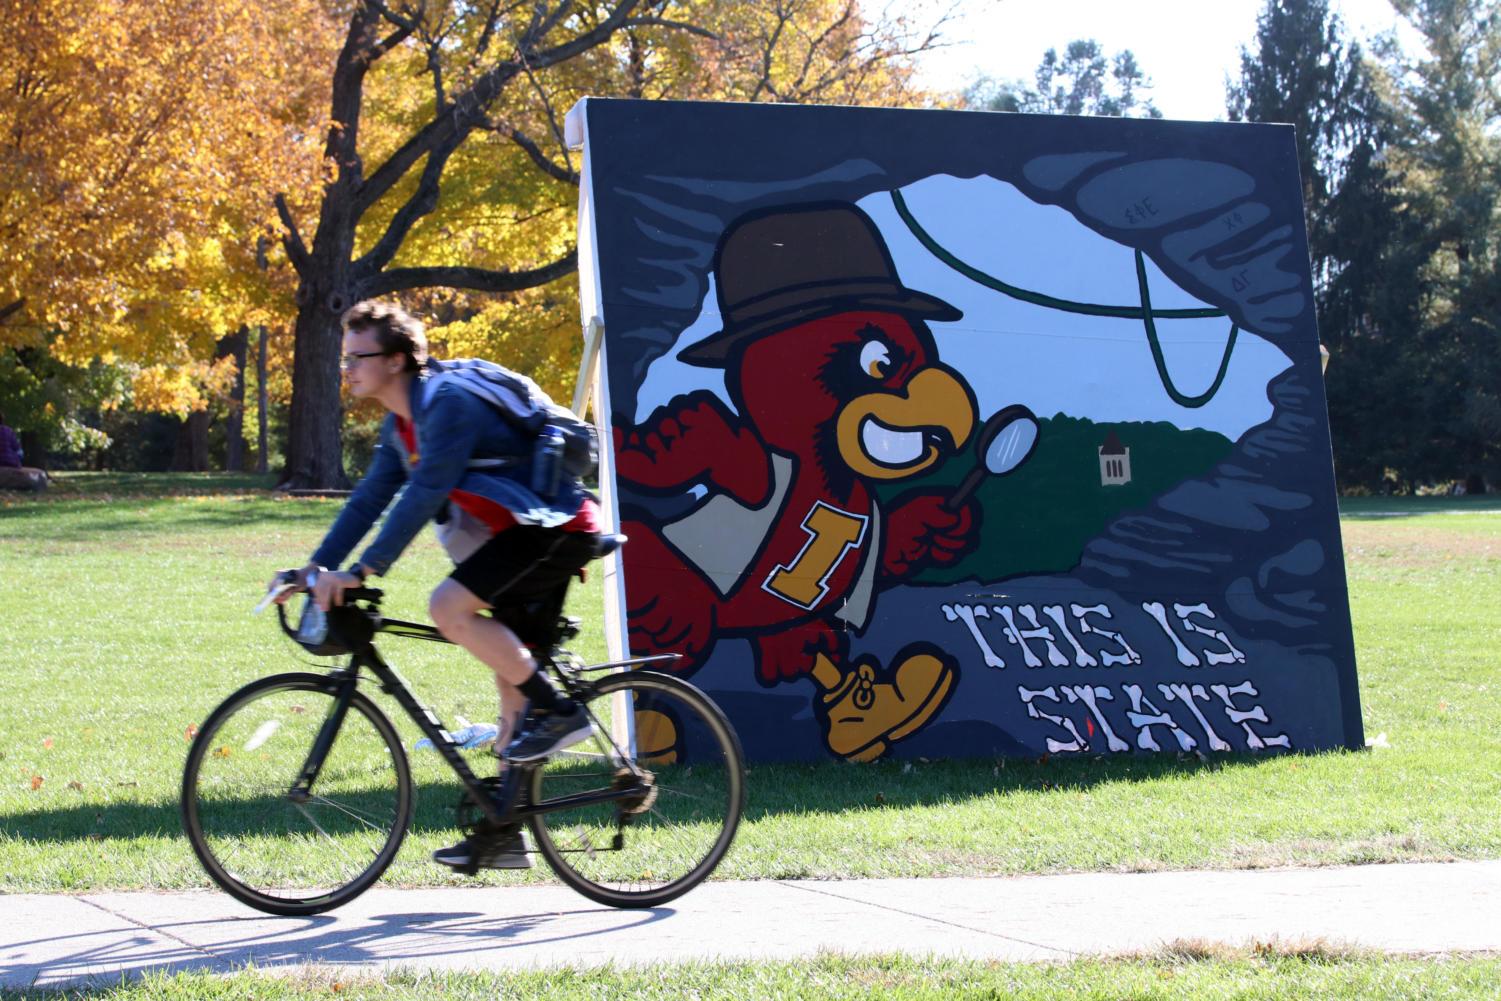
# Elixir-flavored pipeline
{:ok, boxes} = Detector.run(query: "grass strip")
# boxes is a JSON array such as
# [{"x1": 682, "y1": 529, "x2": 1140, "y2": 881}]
[
  {"x1": 5, "y1": 951, "x2": 1501, "y2": 1000},
  {"x1": 1, "y1": 476, "x2": 1498, "y2": 889}
]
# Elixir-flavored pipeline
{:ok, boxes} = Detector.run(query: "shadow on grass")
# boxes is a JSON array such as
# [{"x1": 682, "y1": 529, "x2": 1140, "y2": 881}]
[
  {"x1": 5, "y1": 753, "x2": 1290, "y2": 848},
  {"x1": 741, "y1": 752, "x2": 1285, "y2": 820},
  {"x1": 4, "y1": 783, "x2": 516, "y2": 846},
  {"x1": 0, "y1": 498, "x2": 332, "y2": 544},
  {"x1": 1338, "y1": 496, "x2": 1501, "y2": 519},
  {"x1": 37, "y1": 472, "x2": 281, "y2": 498}
]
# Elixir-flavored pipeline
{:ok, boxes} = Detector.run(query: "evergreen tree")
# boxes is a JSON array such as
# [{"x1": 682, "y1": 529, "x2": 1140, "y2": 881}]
[
  {"x1": 1228, "y1": 0, "x2": 1429, "y2": 490},
  {"x1": 1379, "y1": 0, "x2": 1501, "y2": 491},
  {"x1": 966, "y1": 39, "x2": 1162, "y2": 118}
]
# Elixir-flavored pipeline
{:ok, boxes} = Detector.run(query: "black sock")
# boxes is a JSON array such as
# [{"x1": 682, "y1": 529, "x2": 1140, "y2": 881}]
[{"x1": 517, "y1": 670, "x2": 574, "y2": 716}]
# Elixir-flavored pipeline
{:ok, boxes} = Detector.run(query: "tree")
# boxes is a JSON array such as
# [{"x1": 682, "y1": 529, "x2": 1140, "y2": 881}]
[
  {"x1": 275, "y1": 0, "x2": 955, "y2": 489},
  {"x1": 1226, "y1": 0, "x2": 1424, "y2": 489},
  {"x1": 274, "y1": 2, "x2": 659, "y2": 489},
  {"x1": 965, "y1": 39, "x2": 1162, "y2": 118},
  {"x1": 0, "y1": 0, "x2": 333, "y2": 358},
  {"x1": 1377, "y1": 0, "x2": 1501, "y2": 489},
  {"x1": 0, "y1": 0, "x2": 334, "y2": 471}
]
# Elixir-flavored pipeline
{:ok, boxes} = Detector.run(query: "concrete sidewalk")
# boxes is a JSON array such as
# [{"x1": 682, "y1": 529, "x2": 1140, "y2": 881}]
[{"x1": 3, "y1": 861, "x2": 1499, "y2": 989}]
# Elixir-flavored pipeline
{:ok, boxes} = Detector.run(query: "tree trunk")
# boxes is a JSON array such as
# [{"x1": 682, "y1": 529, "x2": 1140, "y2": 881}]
[
  {"x1": 256, "y1": 325, "x2": 269, "y2": 474},
  {"x1": 20, "y1": 430, "x2": 44, "y2": 470},
  {"x1": 171, "y1": 411, "x2": 210, "y2": 471},
  {"x1": 282, "y1": 288, "x2": 351, "y2": 490},
  {"x1": 223, "y1": 326, "x2": 249, "y2": 472}
]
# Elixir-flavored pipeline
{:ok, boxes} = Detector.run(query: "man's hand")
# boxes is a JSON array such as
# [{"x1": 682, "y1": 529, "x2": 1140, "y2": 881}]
[
  {"x1": 269, "y1": 564, "x2": 320, "y2": 605},
  {"x1": 312, "y1": 570, "x2": 362, "y2": 611}
]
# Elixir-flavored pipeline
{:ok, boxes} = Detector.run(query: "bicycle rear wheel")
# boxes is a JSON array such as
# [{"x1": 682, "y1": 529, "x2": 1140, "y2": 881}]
[
  {"x1": 181, "y1": 672, "x2": 412, "y2": 915},
  {"x1": 528, "y1": 670, "x2": 745, "y2": 908}
]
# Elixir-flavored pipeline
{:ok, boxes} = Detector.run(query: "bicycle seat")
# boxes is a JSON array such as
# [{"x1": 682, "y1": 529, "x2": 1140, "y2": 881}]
[{"x1": 594, "y1": 533, "x2": 627, "y2": 559}]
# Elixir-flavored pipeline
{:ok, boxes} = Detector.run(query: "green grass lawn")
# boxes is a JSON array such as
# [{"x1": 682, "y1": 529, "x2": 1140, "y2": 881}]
[
  {"x1": 4, "y1": 951, "x2": 1501, "y2": 1001},
  {"x1": 1, "y1": 474, "x2": 1498, "y2": 892}
]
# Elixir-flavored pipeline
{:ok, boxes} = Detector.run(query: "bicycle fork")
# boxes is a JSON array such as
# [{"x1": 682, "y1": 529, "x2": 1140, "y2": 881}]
[{"x1": 288, "y1": 673, "x2": 358, "y2": 804}]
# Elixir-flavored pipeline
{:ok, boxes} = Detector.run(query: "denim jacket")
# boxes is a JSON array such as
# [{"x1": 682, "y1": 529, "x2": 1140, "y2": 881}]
[{"x1": 310, "y1": 370, "x2": 591, "y2": 576}]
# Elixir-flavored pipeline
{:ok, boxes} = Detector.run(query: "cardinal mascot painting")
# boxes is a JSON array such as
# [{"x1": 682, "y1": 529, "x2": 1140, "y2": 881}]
[
  {"x1": 574, "y1": 98, "x2": 1364, "y2": 763},
  {"x1": 614, "y1": 203, "x2": 1038, "y2": 760}
]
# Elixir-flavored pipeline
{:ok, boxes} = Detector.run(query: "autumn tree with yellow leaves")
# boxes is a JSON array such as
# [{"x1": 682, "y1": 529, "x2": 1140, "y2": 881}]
[
  {"x1": 0, "y1": 0, "x2": 334, "y2": 462},
  {"x1": 275, "y1": 0, "x2": 953, "y2": 488}
]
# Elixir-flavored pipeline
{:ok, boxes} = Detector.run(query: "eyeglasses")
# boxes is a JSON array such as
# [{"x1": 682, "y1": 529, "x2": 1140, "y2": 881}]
[{"x1": 341, "y1": 350, "x2": 390, "y2": 370}]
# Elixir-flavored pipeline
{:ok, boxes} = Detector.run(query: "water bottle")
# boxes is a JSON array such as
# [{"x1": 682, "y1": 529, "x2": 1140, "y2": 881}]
[
  {"x1": 295, "y1": 595, "x2": 328, "y2": 647},
  {"x1": 531, "y1": 425, "x2": 565, "y2": 499},
  {"x1": 294, "y1": 571, "x2": 327, "y2": 646}
]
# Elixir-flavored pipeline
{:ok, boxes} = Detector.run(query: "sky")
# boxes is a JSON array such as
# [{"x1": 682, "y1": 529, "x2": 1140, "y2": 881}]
[{"x1": 910, "y1": 0, "x2": 1417, "y2": 122}]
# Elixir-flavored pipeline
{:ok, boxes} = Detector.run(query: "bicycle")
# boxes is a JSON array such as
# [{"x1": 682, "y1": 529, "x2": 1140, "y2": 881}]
[{"x1": 180, "y1": 540, "x2": 745, "y2": 916}]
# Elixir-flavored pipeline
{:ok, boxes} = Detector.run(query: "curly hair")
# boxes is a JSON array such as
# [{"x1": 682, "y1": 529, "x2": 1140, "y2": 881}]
[{"x1": 341, "y1": 300, "x2": 429, "y2": 373}]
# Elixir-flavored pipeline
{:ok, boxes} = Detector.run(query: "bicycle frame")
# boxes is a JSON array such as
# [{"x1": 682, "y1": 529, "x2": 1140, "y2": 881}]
[{"x1": 294, "y1": 608, "x2": 674, "y2": 828}]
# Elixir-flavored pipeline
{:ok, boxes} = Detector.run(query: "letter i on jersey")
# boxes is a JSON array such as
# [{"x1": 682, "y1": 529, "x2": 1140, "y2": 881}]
[{"x1": 763, "y1": 501, "x2": 869, "y2": 609}]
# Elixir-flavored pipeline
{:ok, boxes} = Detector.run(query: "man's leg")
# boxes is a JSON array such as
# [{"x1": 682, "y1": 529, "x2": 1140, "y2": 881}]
[
  {"x1": 429, "y1": 575, "x2": 588, "y2": 763},
  {"x1": 429, "y1": 578, "x2": 536, "y2": 743},
  {"x1": 427, "y1": 579, "x2": 548, "y2": 872}
]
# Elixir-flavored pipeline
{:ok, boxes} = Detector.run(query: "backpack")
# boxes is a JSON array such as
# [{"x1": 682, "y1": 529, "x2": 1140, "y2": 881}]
[{"x1": 425, "y1": 358, "x2": 599, "y2": 485}]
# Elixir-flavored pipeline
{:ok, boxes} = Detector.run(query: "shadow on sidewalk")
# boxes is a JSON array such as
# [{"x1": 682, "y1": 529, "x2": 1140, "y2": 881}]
[{"x1": 2, "y1": 900, "x2": 672, "y2": 992}]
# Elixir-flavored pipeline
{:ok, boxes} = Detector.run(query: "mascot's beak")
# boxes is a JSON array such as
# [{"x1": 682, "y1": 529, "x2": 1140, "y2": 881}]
[{"x1": 836, "y1": 366, "x2": 976, "y2": 480}]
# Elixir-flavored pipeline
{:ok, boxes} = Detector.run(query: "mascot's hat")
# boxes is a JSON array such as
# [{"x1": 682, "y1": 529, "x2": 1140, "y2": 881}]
[{"x1": 679, "y1": 202, "x2": 962, "y2": 367}]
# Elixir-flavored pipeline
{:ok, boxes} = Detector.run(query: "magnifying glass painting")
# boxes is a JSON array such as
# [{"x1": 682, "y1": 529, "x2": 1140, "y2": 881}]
[{"x1": 943, "y1": 404, "x2": 1040, "y2": 511}]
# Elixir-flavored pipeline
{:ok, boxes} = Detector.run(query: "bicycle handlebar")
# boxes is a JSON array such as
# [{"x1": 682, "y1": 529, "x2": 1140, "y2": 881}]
[{"x1": 263, "y1": 570, "x2": 384, "y2": 648}]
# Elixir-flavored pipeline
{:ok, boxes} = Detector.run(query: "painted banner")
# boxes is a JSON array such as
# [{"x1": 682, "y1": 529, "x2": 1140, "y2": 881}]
[{"x1": 567, "y1": 98, "x2": 1362, "y2": 763}]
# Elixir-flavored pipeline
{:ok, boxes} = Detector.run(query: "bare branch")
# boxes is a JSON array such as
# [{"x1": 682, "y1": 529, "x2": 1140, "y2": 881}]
[
  {"x1": 370, "y1": 24, "x2": 416, "y2": 61},
  {"x1": 531, "y1": 0, "x2": 577, "y2": 43},
  {"x1": 515, "y1": 42, "x2": 573, "y2": 175},
  {"x1": 619, "y1": 17, "x2": 716, "y2": 39},
  {"x1": 751, "y1": 3, "x2": 793, "y2": 102},
  {"x1": 357, "y1": 0, "x2": 640, "y2": 214},
  {"x1": 426, "y1": 37, "x2": 448, "y2": 110},
  {"x1": 478, "y1": 118, "x2": 579, "y2": 183},
  {"x1": 790, "y1": 1, "x2": 856, "y2": 99},
  {"x1": 523, "y1": 0, "x2": 644, "y2": 73},
  {"x1": 473, "y1": 0, "x2": 505, "y2": 59},
  {"x1": 361, "y1": 252, "x2": 578, "y2": 298},
  {"x1": 367, "y1": 0, "x2": 420, "y2": 34},
  {"x1": 0, "y1": 298, "x2": 26, "y2": 326},
  {"x1": 274, "y1": 193, "x2": 312, "y2": 275},
  {"x1": 354, "y1": 138, "x2": 458, "y2": 276}
]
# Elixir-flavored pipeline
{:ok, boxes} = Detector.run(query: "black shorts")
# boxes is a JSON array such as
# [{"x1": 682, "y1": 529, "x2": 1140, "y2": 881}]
[{"x1": 450, "y1": 525, "x2": 599, "y2": 610}]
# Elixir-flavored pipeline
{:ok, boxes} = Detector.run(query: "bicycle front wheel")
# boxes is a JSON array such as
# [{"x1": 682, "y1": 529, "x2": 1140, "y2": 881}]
[
  {"x1": 528, "y1": 670, "x2": 745, "y2": 908},
  {"x1": 181, "y1": 672, "x2": 412, "y2": 915}
]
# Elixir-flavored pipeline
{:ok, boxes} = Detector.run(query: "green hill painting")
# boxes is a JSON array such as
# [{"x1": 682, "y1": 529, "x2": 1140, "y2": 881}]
[{"x1": 881, "y1": 414, "x2": 1236, "y2": 585}]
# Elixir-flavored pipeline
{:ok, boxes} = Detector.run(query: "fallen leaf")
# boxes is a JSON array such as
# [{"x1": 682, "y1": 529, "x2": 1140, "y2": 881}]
[
  {"x1": 185, "y1": 724, "x2": 198, "y2": 740},
  {"x1": 42, "y1": 738, "x2": 53, "y2": 749},
  {"x1": 67, "y1": 780, "x2": 84, "y2": 791},
  {"x1": 214, "y1": 746, "x2": 231, "y2": 757},
  {"x1": 30, "y1": 775, "x2": 43, "y2": 790}
]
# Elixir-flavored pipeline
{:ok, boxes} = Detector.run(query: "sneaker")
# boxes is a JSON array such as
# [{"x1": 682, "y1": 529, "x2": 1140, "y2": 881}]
[
  {"x1": 432, "y1": 825, "x2": 533, "y2": 870},
  {"x1": 504, "y1": 705, "x2": 595, "y2": 763}
]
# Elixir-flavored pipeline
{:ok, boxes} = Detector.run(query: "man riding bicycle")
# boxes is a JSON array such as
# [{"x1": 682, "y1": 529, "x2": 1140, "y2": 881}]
[{"x1": 279, "y1": 300, "x2": 603, "y2": 870}]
